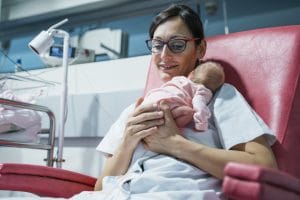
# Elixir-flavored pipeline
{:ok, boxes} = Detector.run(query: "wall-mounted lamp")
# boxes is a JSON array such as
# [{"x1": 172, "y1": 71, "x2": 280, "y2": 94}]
[{"x1": 28, "y1": 19, "x2": 70, "y2": 168}]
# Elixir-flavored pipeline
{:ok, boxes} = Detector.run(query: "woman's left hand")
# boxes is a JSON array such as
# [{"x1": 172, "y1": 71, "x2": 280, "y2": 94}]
[{"x1": 142, "y1": 101, "x2": 182, "y2": 155}]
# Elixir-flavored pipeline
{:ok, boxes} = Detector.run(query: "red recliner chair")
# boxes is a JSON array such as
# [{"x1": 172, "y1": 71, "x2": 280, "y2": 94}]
[
  {"x1": 0, "y1": 25, "x2": 300, "y2": 199},
  {"x1": 202, "y1": 25, "x2": 300, "y2": 200}
]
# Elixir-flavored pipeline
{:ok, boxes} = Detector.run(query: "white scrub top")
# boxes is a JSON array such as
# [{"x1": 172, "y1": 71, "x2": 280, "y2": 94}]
[{"x1": 95, "y1": 83, "x2": 276, "y2": 200}]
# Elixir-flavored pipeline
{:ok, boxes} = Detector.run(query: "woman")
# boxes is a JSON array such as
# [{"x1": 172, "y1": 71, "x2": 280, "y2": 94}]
[{"x1": 94, "y1": 4, "x2": 277, "y2": 199}]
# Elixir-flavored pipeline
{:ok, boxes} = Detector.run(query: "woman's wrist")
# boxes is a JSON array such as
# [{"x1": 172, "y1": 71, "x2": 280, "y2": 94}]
[
  {"x1": 118, "y1": 138, "x2": 137, "y2": 156},
  {"x1": 170, "y1": 134, "x2": 204, "y2": 160},
  {"x1": 107, "y1": 140, "x2": 136, "y2": 176},
  {"x1": 168, "y1": 134, "x2": 188, "y2": 157}
]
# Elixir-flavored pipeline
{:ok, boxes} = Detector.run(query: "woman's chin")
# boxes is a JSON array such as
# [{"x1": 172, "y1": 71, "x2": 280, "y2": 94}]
[{"x1": 159, "y1": 73, "x2": 173, "y2": 82}]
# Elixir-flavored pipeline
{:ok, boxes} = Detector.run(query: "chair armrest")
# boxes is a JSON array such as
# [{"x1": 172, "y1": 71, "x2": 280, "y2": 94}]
[
  {"x1": 0, "y1": 163, "x2": 97, "y2": 198},
  {"x1": 223, "y1": 162, "x2": 300, "y2": 200}
]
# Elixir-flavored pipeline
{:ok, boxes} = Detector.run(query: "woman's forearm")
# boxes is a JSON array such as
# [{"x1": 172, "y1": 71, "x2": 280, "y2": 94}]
[
  {"x1": 170, "y1": 135, "x2": 277, "y2": 179},
  {"x1": 94, "y1": 143, "x2": 135, "y2": 191}
]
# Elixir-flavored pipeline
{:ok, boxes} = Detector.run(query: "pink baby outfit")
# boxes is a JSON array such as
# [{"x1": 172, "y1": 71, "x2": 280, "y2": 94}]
[{"x1": 143, "y1": 76, "x2": 212, "y2": 131}]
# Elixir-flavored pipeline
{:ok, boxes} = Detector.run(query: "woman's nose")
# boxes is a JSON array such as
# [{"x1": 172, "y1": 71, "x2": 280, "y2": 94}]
[{"x1": 160, "y1": 44, "x2": 173, "y2": 59}]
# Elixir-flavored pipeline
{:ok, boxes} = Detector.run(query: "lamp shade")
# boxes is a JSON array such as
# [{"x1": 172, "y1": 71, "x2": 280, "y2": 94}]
[{"x1": 28, "y1": 31, "x2": 54, "y2": 55}]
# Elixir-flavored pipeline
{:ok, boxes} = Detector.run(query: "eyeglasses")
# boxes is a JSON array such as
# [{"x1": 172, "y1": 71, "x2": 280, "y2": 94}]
[{"x1": 145, "y1": 38, "x2": 201, "y2": 54}]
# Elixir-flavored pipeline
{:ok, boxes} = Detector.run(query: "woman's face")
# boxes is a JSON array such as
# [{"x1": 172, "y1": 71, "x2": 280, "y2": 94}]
[{"x1": 152, "y1": 17, "x2": 205, "y2": 82}]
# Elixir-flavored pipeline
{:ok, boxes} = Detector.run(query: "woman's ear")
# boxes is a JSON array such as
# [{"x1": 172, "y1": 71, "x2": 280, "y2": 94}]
[{"x1": 197, "y1": 40, "x2": 207, "y2": 59}]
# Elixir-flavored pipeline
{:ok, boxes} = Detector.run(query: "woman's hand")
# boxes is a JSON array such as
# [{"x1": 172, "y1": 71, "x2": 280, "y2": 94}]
[
  {"x1": 143, "y1": 101, "x2": 182, "y2": 155},
  {"x1": 122, "y1": 98, "x2": 165, "y2": 152},
  {"x1": 95, "y1": 98, "x2": 165, "y2": 191}
]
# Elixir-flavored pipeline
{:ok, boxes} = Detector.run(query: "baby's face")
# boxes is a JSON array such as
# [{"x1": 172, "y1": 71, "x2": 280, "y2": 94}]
[
  {"x1": 187, "y1": 70, "x2": 195, "y2": 80},
  {"x1": 188, "y1": 68, "x2": 204, "y2": 84}
]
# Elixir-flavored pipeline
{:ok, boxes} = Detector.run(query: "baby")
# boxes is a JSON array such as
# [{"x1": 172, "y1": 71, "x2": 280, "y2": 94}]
[{"x1": 143, "y1": 61, "x2": 225, "y2": 131}]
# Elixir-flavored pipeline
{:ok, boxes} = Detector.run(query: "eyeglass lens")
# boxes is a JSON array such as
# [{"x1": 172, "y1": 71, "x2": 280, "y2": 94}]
[{"x1": 147, "y1": 39, "x2": 187, "y2": 54}]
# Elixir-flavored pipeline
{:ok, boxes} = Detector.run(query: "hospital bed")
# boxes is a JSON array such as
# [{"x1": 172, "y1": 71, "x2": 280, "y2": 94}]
[
  {"x1": 0, "y1": 25, "x2": 300, "y2": 199},
  {"x1": 0, "y1": 98, "x2": 56, "y2": 167}
]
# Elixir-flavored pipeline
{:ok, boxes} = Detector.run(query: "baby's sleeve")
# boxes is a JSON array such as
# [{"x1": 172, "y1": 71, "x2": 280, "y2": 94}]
[{"x1": 192, "y1": 86, "x2": 212, "y2": 131}]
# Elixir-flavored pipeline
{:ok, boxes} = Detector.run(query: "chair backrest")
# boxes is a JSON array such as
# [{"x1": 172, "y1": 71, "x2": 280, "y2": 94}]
[{"x1": 144, "y1": 25, "x2": 300, "y2": 178}]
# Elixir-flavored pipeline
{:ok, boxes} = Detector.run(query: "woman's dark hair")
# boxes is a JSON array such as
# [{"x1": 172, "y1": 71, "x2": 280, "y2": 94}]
[{"x1": 149, "y1": 4, "x2": 204, "y2": 44}]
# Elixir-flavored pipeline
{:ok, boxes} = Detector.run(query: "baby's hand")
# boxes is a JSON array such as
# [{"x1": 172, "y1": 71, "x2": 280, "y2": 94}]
[{"x1": 172, "y1": 106, "x2": 194, "y2": 128}]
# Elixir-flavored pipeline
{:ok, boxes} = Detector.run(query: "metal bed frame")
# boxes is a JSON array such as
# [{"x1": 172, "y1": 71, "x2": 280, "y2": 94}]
[{"x1": 0, "y1": 97, "x2": 56, "y2": 167}]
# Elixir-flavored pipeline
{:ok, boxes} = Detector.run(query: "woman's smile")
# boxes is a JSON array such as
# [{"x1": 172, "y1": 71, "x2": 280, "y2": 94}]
[{"x1": 158, "y1": 64, "x2": 178, "y2": 71}]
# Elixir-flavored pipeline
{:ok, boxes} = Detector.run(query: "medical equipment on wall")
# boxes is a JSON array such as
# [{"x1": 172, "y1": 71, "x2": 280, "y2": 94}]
[
  {"x1": 203, "y1": 0, "x2": 229, "y2": 35},
  {"x1": 72, "y1": 28, "x2": 128, "y2": 60},
  {"x1": 29, "y1": 18, "x2": 70, "y2": 168},
  {"x1": 35, "y1": 27, "x2": 127, "y2": 67},
  {"x1": 39, "y1": 45, "x2": 95, "y2": 67}
]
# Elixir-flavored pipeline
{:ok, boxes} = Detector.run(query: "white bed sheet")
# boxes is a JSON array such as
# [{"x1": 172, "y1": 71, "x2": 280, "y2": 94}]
[{"x1": 0, "y1": 109, "x2": 42, "y2": 143}]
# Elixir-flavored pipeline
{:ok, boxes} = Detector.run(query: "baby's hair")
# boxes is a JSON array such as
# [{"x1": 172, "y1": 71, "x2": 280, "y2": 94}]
[{"x1": 191, "y1": 61, "x2": 225, "y2": 92}]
